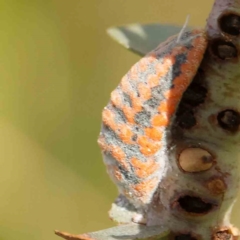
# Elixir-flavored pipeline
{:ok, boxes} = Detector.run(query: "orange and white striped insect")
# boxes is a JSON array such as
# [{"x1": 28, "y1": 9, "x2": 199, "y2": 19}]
[{"x1": 98, "y1": 28, "x2": 207, "y2": 209}]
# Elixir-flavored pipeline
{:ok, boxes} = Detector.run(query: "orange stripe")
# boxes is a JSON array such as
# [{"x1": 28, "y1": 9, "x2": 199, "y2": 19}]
[
  {"x1": 132, "y1": 177, "x2": 159, "y2": 201},
  {"x1": 118, "y1": 124, "x2": 134, "y2": 144},
  {"x1": 146, "y1": 56, "x2": 174, "y2": 89},
  {"x1": 107, "y1": 165, "x2": 123, "y2": 181},
  {"x1": 110, "y1": 89, "x2": 123, "y2": 108},
  {"x1": 147, "y1": 74, "x2": 159, "y2": 88},
  {"x1": 138, "y1": 82, "x2": 152, "y2": 101},
  {"x1": 102, "y1": 107, "x2": 136, "y2": 144},
  {"x1": 131, "y1": 158, "x2": 159, "y2": 178},
  {"x1": 186, "y1": 36, "x2": 207, "y2": 70},
  {"x1": 151, "y1": 113, "x2": 170, "y2": 127},
  {"x1": 120, "y1": 75, "x2": 132, "y2": 93},
  {"x1": 102, "y1": 108, "x2": 118, "y2": 131},
  {"x1": 155, "y1": 56, "x2": 175, "y2": 79},
  {"x1": 97, "y1": 135, "x2": 108, "y2": 151},
  {"x1": 164, "y1": 87, "x2": 183, "y2": 100},
  {"x1": 145, "y1": 127, "x2": 162, "y2": 141},
  {"x1": 173, "y1": 75, "x2": 190, "y2": 89},
  {"x1": 138, "y1": 58, "x2": 148, "y2": 72},
  {"x1": 180, "y1": 61, "x2": 196, "y2": 78},
  {"x1": 145, "y1": 52, "x2": 157, "y2": 63},
  {"x1": 137, "y1": 136, "x2": 161, "y2": 156},
  {"x1": 109, "y1": 145, "x2": 128, "y2": 169},
  {"x1": 122, "y1": 106, "x2": 135, "y2": 123},
  {"x1": 131, "y1": 96, "x2": 142, "y2": 112},
  {"x1": 171, "y1": 45, "x2": 185, "y2": 56},
  {"x1": 113, "y1": 166, "x2": 123, "y2": 181},
  {"x1": 157, "y1": 100, "x2": 177, "y2": 116},
  {"x1": 192, "y1": 31, "x2": 207, "y2": 48}
]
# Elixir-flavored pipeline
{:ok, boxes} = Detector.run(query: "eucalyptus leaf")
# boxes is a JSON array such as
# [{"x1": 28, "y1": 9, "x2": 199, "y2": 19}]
[
  {"x1": 107, "y1": 23, "x2": 189, "y2": 56},
  {"x1": 55, "y1": 224, "x2": 169, "y2": 240},
  {"x1": 109, "y1": 195, "x2": 139, "y2": 224}
]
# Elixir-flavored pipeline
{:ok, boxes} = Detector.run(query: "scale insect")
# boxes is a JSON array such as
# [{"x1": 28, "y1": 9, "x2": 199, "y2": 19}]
[{"x1": 98, "y1": 29, "x2": 207, "y2": 208}]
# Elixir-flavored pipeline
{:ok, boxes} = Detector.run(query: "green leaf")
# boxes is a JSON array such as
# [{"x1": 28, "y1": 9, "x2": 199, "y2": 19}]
[
  {"x1": 107, "y1": 23, "x2": 188, "y2": 56},
  {"x1": 108, "y1": 195, "x2": 139, "y2": 224},
  {"x1": 55, "y1": 223, "x2": 169, "y2": 240}
]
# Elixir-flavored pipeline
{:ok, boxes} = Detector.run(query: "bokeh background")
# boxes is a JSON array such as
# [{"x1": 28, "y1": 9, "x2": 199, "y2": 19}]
[{"x1": 0, "y1": 0, "x2": 239, "y2": 239}]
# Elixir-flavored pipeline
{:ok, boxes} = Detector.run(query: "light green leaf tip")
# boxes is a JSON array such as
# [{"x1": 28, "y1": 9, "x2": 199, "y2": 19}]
[
  {"x1": 87, "y1": 224, "x2": 169, "y2": 240},
  {"x1": 107, "y1": 23, "x2": 189, "y2": 56},
  {"x1": 56, "y1": 223, "x2": 170, "y2": 240}
]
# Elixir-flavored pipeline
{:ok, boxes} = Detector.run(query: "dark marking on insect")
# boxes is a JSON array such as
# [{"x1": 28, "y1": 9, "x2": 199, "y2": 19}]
[
  {"x1": 131, "y1": 134, "x2": 138, "y2": 142},
  {"x1": 114, "y1": 107, "x2": 127, "y2": 123},
  {"x1": 134, "y1": 110, "x2": 152, "y2": 127},
  {"x1": 144, "y1": 97, "x2": 161, "y2": 109},
  {"x1": 123, "y1": 92, "x2": 133, "y2": 107},
  {"x1": 103, "y1": 125, "x2": 122, "y2": 145},
  {"x1": 118, "y1": 165, "x2": 139, "y2": 184},
  {"x1": 171, "y1": 53, "x2": 188, "y2": 78},
  {"x1": 151, "y1": 85, "x2": 165, "y2": 100}
]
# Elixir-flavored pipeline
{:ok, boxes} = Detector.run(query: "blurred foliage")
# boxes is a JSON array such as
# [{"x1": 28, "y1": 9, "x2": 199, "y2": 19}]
[
  {"x1": 0, "y1": 0, "x2": 239, "y2": 240},
  {"x1": 107, "y1": 23, "x2": 185, "y2": 56}
]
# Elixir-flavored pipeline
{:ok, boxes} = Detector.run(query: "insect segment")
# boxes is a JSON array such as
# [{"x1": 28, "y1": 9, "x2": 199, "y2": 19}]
[{"x1": 98, "y1": 29, "x2": 207, "y2": 216}]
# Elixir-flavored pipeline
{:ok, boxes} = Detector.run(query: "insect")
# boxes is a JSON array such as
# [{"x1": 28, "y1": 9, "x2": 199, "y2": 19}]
[{"x1": 98, "y1": 29, "x2": 207, "y2": 210}]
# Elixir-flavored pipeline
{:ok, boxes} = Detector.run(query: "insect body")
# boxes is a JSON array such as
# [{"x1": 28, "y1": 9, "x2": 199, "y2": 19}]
[{"x1": 98, "y1": 29, "x2": 207, "y2": 219}]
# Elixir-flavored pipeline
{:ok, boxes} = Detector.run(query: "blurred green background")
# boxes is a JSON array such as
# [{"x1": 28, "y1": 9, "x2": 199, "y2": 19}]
[{"x1": 0, "y1": 0, "x2": 239, "y2": 239}]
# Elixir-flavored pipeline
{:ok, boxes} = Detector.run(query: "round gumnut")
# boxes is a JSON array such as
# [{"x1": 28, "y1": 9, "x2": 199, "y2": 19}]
[
  {"x1": 210, "y1": 39, "x2": 237, "y2": 60},
  {"x1": 218, "y1": 13, "x2": 240, "y2": 36},
  {"x1": 206, "y1": 178, "x2": 227, "y2": 195},
  {"x1": 178, "y1": 148, "x2": 214, "y2": 173},
  {"x1": 177, "y1": 195, "x2": 214, "y2": 214},
  {"x1": 212, "y1": 229, "x2": 233, "y2": 240},
  {"x1": 217, "y1": 110, "x2": 240, "y2": 132}
]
